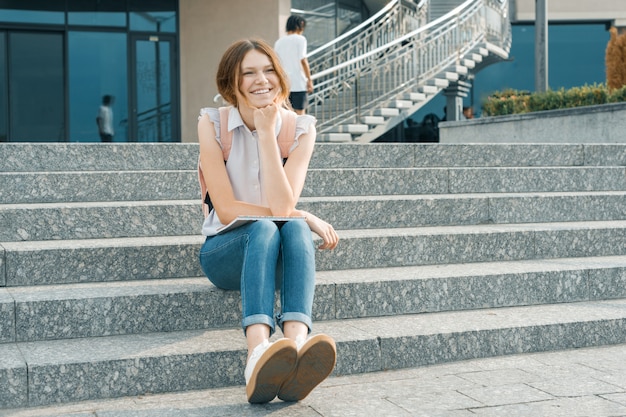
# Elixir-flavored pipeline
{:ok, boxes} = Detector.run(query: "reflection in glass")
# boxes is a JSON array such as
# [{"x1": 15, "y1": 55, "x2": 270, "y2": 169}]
[
  {"x1": 9, "y1": 32, "x2": 64, "y2": 142},
  {"x1": 129, "y1": 0, "x2": 176, "y2": 32},
  {"x1": 69, "y1": 32, "x2": 128, "y2": 142},
  {"x1": 0, "y1": 32, "x2": 7, "y2": 142},
  {"x1": 292, "y1": 0, "x2": 336, "y2": 50},
  {"x1": 0, "y1": 0, "x2": 64, "y2": 24},
  {"x1": 135, "y1": 39, "x2": 173, "y2": 141},
  {"x1": 130, "y1": 12, "x2": 176, "y2": 32},
  {"x1": 68, "y1": 0, "x2": 126, "y2": 27}
]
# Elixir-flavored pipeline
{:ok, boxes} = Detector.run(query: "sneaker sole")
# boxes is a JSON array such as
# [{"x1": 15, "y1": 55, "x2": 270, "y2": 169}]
[
  {"x1": 246, "y1": 339, "x2": 297, "y2": 404},
  {"x1": 278, "y1": 334, "x2": 337, "y2": 402}
]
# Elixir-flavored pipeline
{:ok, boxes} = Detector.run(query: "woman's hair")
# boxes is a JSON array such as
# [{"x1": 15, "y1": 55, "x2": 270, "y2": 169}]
[
  {"x1": 216, "y1": 38, "x2": 290, "y2": 108},
  {"x1": 286, "y1": 15, "x2": 306, "y2": 32}
]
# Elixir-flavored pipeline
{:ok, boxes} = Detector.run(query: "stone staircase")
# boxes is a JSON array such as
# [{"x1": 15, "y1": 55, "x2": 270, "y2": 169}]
[{"x1": 1, "y1": 142, "x2": 626, "y2": 409}]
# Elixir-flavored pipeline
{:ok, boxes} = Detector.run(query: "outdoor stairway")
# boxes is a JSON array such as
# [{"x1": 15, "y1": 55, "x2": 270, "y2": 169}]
[{"x1": 1, "y1": 142, "x2": 626, "y2": 409}]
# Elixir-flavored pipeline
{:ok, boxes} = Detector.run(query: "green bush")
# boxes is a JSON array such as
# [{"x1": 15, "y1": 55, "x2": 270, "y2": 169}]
[{"x1": 482, "y1": 84, "x2": 626, "y2": 117}]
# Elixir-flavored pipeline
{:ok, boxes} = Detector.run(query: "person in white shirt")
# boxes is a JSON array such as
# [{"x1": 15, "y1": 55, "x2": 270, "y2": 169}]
[
  {"x1": 274, "y1": 15, "x2": 313, "y2": 115},
  {"x1": 197, "y1": 39, "x2": 338, "y2": 404},
  {"x1": 96, "y1": 95, "x2": 114, "y2": 142}
]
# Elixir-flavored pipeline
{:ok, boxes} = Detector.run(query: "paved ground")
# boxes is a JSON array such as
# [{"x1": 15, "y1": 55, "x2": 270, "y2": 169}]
[{"x1": 3, "y1": 343, "x2": 626, "y2": 417}]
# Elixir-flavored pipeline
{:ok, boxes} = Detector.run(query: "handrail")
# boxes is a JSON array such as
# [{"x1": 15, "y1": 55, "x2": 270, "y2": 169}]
[
  {"x1": 306, "y1": 0, "x2": 429, "y2": 77},
  {"x1": 306, "y1": 0, "x2": 511, "y2": 136},
  {"x1": 307, "y1": 0, "x2": 399, "y2": 57},
  {"x1": 312, "y1": 0, "x2": 474, "y2": 80}
]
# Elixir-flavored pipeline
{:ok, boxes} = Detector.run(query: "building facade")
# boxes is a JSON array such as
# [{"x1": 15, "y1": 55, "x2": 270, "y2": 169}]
[{"x1": 1, "y1": 0, "x2": 625, "y2": 143}]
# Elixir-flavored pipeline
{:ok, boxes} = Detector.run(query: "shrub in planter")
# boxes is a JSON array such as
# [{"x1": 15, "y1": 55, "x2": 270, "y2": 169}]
[{"x1": 482, "y1": 84, "x2": 626, "y2": 117}]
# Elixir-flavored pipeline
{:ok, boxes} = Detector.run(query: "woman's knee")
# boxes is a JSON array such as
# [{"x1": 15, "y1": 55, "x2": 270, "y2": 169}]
[
  {"x1": 246, "y1": 220, "x2": 280, "y2": 247},
  {"x1": 280, "y1": 220, "x2": 314, "y2": 251}
]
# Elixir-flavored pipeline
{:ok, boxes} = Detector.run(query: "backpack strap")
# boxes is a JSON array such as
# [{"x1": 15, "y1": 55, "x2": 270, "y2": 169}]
[
  {"x1": 218, "y1": 107, "x2": 233, "y2": 160},
  {"x1": 198, "y1": 106, "x2": 298, "y2": 218},
  {"x1": 276, "y1": 108, "x2": 297, "y2": 159}
]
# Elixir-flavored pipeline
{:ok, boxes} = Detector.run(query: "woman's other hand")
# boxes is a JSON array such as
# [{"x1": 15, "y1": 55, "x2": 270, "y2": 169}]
[{"x1": 296, "y1": 210, "x2": 338, "y2": 250}]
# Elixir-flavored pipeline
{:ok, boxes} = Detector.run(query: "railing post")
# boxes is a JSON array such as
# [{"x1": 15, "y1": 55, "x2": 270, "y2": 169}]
[{"x1": 354, "y1": 69, "x2": 360, "y2": 124}]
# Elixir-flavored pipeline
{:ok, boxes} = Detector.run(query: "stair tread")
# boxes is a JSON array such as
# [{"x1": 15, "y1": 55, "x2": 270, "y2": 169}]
[
  {"x1": 3, "y1": 219, "x2": 626, "y2": 249},
  {"x1": 7, "y1": 255, "x2": 626, "y2": 302},
  {"x1": 3, "y1": 189, "x2": 626, "y2": 209},
  {"x1": 5, "y1": 298, "x2": 626, "y2": 366},
  {"x1": 318, "y1": 254, "x2": 626, "y2": 284}
]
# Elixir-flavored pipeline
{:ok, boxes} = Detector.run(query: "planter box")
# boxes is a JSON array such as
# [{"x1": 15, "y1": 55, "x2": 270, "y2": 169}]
[{"x1": 439, "y1": 102, "x2": 626, "y2": 143}]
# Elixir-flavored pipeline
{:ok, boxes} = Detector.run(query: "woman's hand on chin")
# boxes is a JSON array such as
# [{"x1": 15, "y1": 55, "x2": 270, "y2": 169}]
[{"x1": 253, "y1": 104, "x2": 278, "y2": 134}]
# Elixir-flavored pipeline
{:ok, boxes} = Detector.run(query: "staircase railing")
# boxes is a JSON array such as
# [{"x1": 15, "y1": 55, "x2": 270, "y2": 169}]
[
  {"x1": 307, "y1": 0, "x2": 510, "y2": 135},
  {"x1": 307, "y1": 0, "x2": 429, "y2": 77}
]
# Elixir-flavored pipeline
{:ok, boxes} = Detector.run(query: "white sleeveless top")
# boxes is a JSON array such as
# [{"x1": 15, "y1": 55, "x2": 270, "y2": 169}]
[{"x1": 198, "y1": 106, "x2": 316, "y2": 236}]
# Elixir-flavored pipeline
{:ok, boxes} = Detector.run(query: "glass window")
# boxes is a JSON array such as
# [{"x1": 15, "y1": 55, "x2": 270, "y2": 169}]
[
  {"x1": 129, "y1": 0, "x2": 176, "y2": 33},
  {"x1": 134, "y1": 38, "x2": 173, "y2": 141},
  {"x1": 68, "y1": 0, "x2": 126, "y2": 27},
  {"x1": 9, "y1": 32, "x2": 65, "y2": 141},
  {"x1": 292, "y1": 0, "x2": 336, "y2": 50},
  {"x1": 0, "y1": 0, "x2": 64, "y2": 25},
  {"x1": 0, "y1": 32, "x2": 7, "y2": 142},
  {"x1": 68, "y1": 31, "x2": 128, "y2": 142}
]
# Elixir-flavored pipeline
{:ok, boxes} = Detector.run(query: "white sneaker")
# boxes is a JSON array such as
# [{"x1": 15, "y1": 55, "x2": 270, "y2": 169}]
[
  {"x1": 245, "y1": 338, "x2": 297, "y2": 404},
  {"x1": 277, "y1": 334, "x2": 337, "y2": 402}
]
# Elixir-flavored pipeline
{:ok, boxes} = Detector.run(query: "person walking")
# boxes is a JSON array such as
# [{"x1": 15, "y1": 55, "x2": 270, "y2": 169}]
[
  {"x1": 96, "y1": 95, "x2": 114, "y2": 142},
  {"x1": 197, "y1": 38, "x2": 338, "y2": 404},
  {"x1": 274, "y1": 15, "x2": 313, "y2": 115}
]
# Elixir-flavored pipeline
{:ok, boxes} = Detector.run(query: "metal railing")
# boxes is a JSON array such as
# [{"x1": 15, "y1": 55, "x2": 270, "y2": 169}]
[
  {"x1": 307, "y1": 0, "x2": 429, "y2": 77},
  {"x1": 307, "y1": 0, "x2": 510, "y2": 135}
]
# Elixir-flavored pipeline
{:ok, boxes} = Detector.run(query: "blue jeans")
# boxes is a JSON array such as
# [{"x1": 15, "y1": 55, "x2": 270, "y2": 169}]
[{"x1": 199, "y1": 219, "x2": 315, "y2": 336}]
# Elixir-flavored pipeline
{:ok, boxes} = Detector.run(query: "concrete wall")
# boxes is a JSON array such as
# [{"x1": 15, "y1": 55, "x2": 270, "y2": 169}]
[
  {"x1": 179, "y1": 0, "x2": 291, "y2": 143},
  {"x1": 439, "y1": 102, "x2": 626, "y2": 143},
  {"x1": 512, "y1": 0, "x2": 626, "y2": 26}
]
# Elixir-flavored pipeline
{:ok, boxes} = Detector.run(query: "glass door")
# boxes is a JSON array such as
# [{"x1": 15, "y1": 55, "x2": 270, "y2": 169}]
[{"x1": 130, "y1": 34, "x2": 178, "y2": 142}]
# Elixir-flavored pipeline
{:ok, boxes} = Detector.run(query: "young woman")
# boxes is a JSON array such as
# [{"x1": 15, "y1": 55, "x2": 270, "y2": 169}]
[{"x1": 197, "y1": 39, "x2": 339, "y2": 404}]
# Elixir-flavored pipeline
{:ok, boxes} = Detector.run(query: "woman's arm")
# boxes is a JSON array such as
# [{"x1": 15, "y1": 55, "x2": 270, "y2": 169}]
[{"x1": 255, "y1": 105, "x2": 316, "y2": 217}]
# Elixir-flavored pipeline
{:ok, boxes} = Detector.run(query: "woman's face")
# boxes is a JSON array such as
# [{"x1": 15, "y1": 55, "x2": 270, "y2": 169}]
[{"x1": 237, "y1": 49, "x2": 280, "y2": 109}]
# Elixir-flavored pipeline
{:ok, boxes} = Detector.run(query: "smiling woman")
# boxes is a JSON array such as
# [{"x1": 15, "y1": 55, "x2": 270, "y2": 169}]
[{"x1": 197, "y1": 38, "x2": 339, "y2": 404}]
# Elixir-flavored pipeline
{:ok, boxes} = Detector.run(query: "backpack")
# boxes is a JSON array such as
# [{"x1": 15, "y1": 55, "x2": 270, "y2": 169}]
[{"x1": 198, "y1": 106, "x2": 297, "y2": 217}]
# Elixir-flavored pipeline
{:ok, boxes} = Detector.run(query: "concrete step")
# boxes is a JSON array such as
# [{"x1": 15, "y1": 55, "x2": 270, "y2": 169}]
[
  {"x1": 373, "y1": 108, "x2": 400, "y2": 117},
  {"x1": 419, "y1": 85, "x2": 439, "y2": 94},
  {"x1": 310, "y1": 143, "x2": 626, "y2": 169},
  {"x1": 388, "y1": 100, "x2": 413, "y2": 109},
  {"x1": 3, "y1": 297, "x2": 626, "y2": 407},
  {"x1": 443, "y1": 71, "x2": 459, "y2": 81},
  {"x1": 2, "y1": 143, "x2": 625, "y2": 174},
  {"x1": 0, "y1": 200, "x2": 201, "y2": 241},
  {"x1": 0, "y1": 171, "x2": 198, "y2": 204},
  {"x1": 303, "y1": 166, "x2": 626, "y2": 196},
  {"x1": 361, "y1": 115, "x2": 386, "y2": 125},
  {"x1": 2, "y1": 191, "x2": 626, "y2": 242},
  {"x1": 6, "y1": 163, "x2": 624, "y2": 205},
  {"x1": 463, "y1": 59, "x2": 475, "y2": 68},
  {"x1": 330, "y1": 124, "x2": 369, "y2": 134},
  {"x1": 3, "y1": 220, "x2": 626, "y2": 286},
  {"x1": 2, "y1": 255, "x2": 625, "y2": 343},
  {"x1": 317, "y1": 133, "x2": 352, "y2": 142},
  {"x1": 0, "y1": 143, "x2": 199, "y2": 172},
  {"x1": 401, "y1": 92, "x2": 427, "y2": 102},
  {"x1": 426, "y1": 78, "x2": 449, "y2": 88}
]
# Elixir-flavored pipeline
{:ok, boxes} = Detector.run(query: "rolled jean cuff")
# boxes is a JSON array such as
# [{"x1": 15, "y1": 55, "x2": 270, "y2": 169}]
[
  {"x1": 277, "y1": 312, "x2": 313, "y2": 334},
  {"x1": 242, "y1": 314, "x2": 275, "y2": 336}
]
